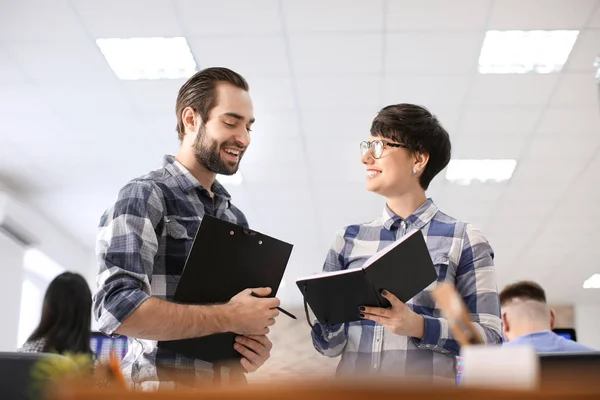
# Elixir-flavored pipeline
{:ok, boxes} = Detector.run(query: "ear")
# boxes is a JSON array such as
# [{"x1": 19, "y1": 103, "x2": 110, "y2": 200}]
[
  {"x1": 413, "y1": 152, "x2": 430, "y2": 176},
  {"x1": 501, "y1": 312, "x2": 510, "y2": 339},
  {"x1": 181, "y1": 107, "x2": 200, "y2": 138},
  {"x1": 549, "y1": 308, "x2": 556, "y2": 330}
]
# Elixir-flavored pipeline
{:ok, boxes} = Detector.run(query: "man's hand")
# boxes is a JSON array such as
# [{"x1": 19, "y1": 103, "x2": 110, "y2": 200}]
[
  {"x1": 226, "y1": 287, "x2": 280, "y2": 335},
  {"x1": 234, "y1": 334, "x2": 272, "y2": 373},
  {"x1": 360, "y1": 290, "x2": 425, "y2": 338}
]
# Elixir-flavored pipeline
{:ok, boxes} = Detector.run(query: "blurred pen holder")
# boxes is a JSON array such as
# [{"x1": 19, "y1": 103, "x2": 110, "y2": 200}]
[{"x1": 459, "y1": 346, "x2": 539, "y2": 390}]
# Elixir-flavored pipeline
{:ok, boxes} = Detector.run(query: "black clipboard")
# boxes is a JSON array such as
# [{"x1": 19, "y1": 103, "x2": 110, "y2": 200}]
[{"x1": 158, "y1": 215, "x2": 293, "y2": 363}]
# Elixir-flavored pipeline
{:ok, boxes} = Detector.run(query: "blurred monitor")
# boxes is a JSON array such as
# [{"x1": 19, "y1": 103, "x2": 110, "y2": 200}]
[
  {"x1": 90, "y1": 331, "x2": 128, "y2": 363},
  {"x1": 552, "y1": 328, "x2": 577, "y2": 342},
  {"x1": 456, "y1": 356, "x2": 463, "y2": 384},
  {"x1": 539, "y1": 352, "x2": 600, "y2": 389}
]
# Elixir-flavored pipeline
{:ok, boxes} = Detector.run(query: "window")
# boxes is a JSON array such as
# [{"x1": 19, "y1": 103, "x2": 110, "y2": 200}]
[{"x1": 17, "y1": 249, "x2": 65, "y2": 347}]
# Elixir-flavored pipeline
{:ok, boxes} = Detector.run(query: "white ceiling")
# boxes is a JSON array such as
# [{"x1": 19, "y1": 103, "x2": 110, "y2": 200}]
[{"x1": 1, "y1": 0, "x2": 599, "y2": 306}]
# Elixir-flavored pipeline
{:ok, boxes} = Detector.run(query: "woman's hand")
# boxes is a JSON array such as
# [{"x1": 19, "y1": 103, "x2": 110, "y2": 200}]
[{"x1": 360, "y1": 290, "x2": 425, "y2": 338}]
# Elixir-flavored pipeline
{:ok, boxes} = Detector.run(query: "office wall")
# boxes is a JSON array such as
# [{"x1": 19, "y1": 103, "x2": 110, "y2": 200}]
[
  {"x1": 0, "y1": 189, "x2": 95, "y2": 349},
  {"x1": 575, "y1": 305, "x2": 600, "y2": 349},
  {"x1": 0, "y1": 232, "x2": 25, "y2": 350},
  {"x1": 0, "y1": 191, "x2": 93, "y2": 281}
]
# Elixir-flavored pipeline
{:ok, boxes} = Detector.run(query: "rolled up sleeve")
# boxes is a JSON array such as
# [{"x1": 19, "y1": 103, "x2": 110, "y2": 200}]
[
  {"x1": 311, "y1": 229, "x2": 349, "y2": 357},
  {"x1": 93, "y1": 180, "x2": 163, "y2": 336}
]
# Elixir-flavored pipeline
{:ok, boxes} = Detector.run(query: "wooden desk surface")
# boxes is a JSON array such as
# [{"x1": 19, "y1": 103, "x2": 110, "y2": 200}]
[{"x1": 49, "y1": 379, "x2": 600, "y2": 400}]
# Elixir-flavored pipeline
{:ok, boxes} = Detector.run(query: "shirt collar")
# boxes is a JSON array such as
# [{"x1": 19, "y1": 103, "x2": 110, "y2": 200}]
[
  {"x1": 163, "y1": 155, "x2": 232, "y2": 200},
  {"x1": 382, "y1": 198, "x2": 439, "y2": 231},
  {"x1": 517, "y1": 330, "x2": 554, "y2": 339}
]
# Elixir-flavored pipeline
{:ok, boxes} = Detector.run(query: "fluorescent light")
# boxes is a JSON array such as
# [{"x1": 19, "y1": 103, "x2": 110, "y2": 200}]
[
  {"x1": 445, "y1": 159, "x2": 517, "y2": 185},
  {"x1": 96, "y1": 37, "x2": 197, "y2": 80},
  {"x1": 217, "y1": 171, "x2": 243, "y2": 185},
  {"x1": 583, "y1": 274, "x2": 600, "y2": 289},
  {"x1": 478, "y1": 30, "x2": 579, "y2": 74}
]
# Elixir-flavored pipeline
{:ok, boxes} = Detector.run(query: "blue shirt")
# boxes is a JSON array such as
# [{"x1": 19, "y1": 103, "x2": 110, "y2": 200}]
[
  {"x1": 311, "y1": 199, "x2": 502, "y2": 383},
  {"x1": 503, "y1": 331, "x2": 596, "y2": 353}
]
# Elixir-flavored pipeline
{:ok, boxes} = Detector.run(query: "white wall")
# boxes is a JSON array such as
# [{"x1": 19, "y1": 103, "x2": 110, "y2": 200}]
[
  {"x1": 0, "y1": 232, "x2": 25, "y2": 350},
  {"x1": 575, "y1": 305, "x2": 600, "y2": 350},
  {"x1": 0, "y1": 190, "x2": 93, "y2": 280},
  {"x1": 0, "y1": 189, "x2": 95, "y2": 349}
]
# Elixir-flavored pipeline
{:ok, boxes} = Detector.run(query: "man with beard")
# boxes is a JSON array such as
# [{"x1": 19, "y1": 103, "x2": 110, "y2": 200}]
[{"x1": 93, "y1": 68, "x2": 279, "y2": 389}]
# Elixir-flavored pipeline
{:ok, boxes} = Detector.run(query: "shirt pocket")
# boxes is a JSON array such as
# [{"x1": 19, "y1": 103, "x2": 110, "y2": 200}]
[
  {"x1": 432, "y1": 254, "x2": 455, "y2": 284},
  {"x1": 164, "y1": 217, "x2": 195, "y2": 240},
  {"x1": 410, "y1": 255, "x2": 450, "y2": 313},
  {"x1": 163, "y1": 217, "x2": 199, "y2": 283},
  {"x1": 432, "y1": 254, "x2": 449, "y2": 278}
]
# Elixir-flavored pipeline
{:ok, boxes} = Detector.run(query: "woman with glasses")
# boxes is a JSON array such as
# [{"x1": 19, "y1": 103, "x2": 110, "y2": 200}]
[{"x1": 311, "y1": 104, "x2": 502, "y2": 383}]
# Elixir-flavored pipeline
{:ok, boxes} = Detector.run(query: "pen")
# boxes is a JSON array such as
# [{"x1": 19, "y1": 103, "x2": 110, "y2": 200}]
[
  {"x1": 108, "y1": 349, "x2": 127, "y2": 389},
  {"x1": 250, "y1": 291, "x2": 297, "y2": 320}
]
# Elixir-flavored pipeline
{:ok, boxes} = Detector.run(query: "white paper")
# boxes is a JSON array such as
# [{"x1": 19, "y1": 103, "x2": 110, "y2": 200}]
[{"x1": 295, "y1": 229, "x2": 419, "y2": 283}]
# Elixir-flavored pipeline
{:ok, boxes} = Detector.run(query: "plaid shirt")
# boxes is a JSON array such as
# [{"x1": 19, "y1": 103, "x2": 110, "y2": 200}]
[
  {"x1": 311, "y1": 199, "x2": 502, "y2": 383},
  {"x1": 93, "y1": 155, "x2": 248, "y2": 389},
  {"x1": 17, "y1": 338, "x2": 47, "y2": 353}
]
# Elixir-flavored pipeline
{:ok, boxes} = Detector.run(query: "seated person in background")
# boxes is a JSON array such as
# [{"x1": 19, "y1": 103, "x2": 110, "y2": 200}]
[
  {"x1": 19, "y1": 272, "x2": 93, "y2": 356},
  {"x1": 311, "y1": 104, "x2": 502, "y2": 383},
  {"x1": 500, "y1": 281, "x2": 595, "y2": 352}
]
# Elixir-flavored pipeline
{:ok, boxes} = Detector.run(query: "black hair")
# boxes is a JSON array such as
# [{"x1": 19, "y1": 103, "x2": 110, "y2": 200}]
[
  {"x1": 370, "y1": 103, "x2": 452, "y2": 190},
  {"x1": 176, "y1": 67, "x2": 249, "y2": 141},
  {"x1": 27, "y1": 272, "x2": 92, "y2": 354}
]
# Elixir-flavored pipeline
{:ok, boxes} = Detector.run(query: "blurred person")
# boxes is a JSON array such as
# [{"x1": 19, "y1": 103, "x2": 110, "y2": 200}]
[
  {"x1": 93, "y1": 67, "x2": 279, "y2": 389},
  {"x1": 19, "y1": 272, "x2": 93, "y2": 356},
  {"x1": 311, "y1": 104, "x2": 502, "y2": 383},
  {"x1": 501, "y1": 281, "x2": 595, "y2": 352}
]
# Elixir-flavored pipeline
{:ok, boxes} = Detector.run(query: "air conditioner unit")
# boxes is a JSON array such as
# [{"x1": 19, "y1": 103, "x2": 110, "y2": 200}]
[{"x1": 0, "y1": 192, "x2": 38, "y2": 247}]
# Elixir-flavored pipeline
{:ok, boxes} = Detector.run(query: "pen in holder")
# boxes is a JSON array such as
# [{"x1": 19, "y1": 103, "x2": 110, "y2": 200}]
[
  {"x1": 108, "y1": 349, "x2": 127, "y2": 389},
  {"x1": 431, "y1": 282, "x2": 483, "y2": 346}
]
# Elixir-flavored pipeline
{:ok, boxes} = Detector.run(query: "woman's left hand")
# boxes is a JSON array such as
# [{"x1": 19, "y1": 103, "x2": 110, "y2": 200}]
[{"x1": 360, "y1": 290, "x2": 425, "y2": 338}]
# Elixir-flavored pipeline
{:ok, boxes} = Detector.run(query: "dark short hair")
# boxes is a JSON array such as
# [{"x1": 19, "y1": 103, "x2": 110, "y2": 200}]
[
  {"x1": 175, "y1": 67, "x2": 249, "y2": 141},
  {"x1": 499, "y1": 281, "x2": 547, "y2": 306},
  {"x1": 370, "y1": 104, "x2": 451, "y2": 190}
]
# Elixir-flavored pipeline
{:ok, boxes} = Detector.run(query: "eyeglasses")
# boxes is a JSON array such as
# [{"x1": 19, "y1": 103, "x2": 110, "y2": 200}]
[{"x1": 360, "y1": 139, "x2": 409, "y2": 159}]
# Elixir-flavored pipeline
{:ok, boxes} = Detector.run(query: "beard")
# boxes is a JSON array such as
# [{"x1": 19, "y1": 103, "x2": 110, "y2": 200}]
[{"x1": 193, "y1": 124, "x2": 242, "y2": 176}]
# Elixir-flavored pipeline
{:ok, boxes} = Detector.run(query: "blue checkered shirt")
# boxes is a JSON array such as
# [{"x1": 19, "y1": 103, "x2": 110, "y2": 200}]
[
  {"x1": 311, "y1": 199, "x2": 502, "y2": 383},
  {"x1": 93, "y1": 155, "x2": 248, "y2": 388}
]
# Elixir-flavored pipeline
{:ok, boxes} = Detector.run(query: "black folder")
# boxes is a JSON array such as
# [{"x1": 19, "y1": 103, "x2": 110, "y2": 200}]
[
  {"x1": 296, "y1": 229, "x2": 437, "y2": 325},
  {"x1": 158, "y1": 215, "x2": 293, "y2": 363}
]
